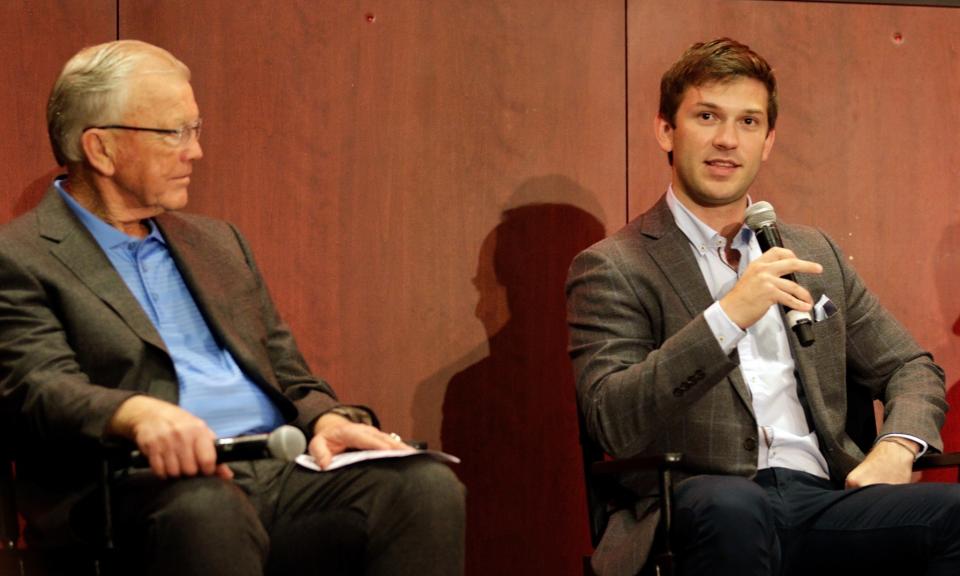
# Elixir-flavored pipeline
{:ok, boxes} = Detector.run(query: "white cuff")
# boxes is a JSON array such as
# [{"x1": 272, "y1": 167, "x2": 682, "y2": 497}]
[{"x1": 704, "y1": 302, "x2": 746, "y2": 356}]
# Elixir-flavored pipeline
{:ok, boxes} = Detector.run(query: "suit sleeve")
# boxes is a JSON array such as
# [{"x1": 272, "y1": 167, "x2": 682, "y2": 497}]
[
  {"x1": 0, "y1": 240, "x2": 138, "y2": 444},
  {"x1": 565, "y1": 244, "x2": 740, "y2": 459},
  {"x1": 824, "y1": 232, "x2": 947, "y2": 450}
]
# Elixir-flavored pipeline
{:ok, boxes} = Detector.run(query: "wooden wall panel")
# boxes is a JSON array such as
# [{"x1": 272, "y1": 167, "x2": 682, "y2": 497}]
[
  {"x1": 627, "y1": 0, "x2": 960, "y2": 477},
  {"x1": 0, "y1": 1, "x2": 116, "y2": 224},
  {"x1": 121, "y1": 1, "x2": 624, "y2": 572},
  {"x1": 6, "y1": 0, "x2": 960, "y2": 571}
]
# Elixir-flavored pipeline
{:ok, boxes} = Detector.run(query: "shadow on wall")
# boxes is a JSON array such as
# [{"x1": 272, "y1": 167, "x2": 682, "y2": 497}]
[
  {"x1": 7, "y1": 169, "x2": 62, "y2": 223},
  {"x1": 923, "y1": 219, "x2": 960, "y2": 483},
  {"x1": 440, "y1": 176, "x2": 606, "y2": 575}
]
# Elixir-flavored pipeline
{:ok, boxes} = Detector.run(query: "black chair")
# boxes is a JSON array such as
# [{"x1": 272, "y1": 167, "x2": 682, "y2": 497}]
[
  {"x1": 0, "y1": 446, "x2": 117, "y2": 576},
  {"x1": 579, "y1": 384, "x2": 960, "y2": 576},
  {"x1": 2, "y1": 431, "x2": 382, "y2": 575}
]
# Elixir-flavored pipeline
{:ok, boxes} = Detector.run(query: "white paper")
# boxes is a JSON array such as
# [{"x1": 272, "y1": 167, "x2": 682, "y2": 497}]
[{"x1": 296, "y1": 449, "x2": 460, "y2": 472}]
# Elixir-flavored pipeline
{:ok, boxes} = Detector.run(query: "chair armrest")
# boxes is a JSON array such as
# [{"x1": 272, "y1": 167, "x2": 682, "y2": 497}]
[
  {"x1": 913, "y1": 452, "x2": 960, "y2": 471},
  {"x1": 590, "y1": 452, "x2": 683, "y2": 476}
]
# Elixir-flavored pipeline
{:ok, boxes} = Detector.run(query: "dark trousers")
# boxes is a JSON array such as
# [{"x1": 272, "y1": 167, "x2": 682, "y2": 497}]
[
  {"x1": 105, "y1": 456, "x2": 465, "y2": 576},
  {"x1": 672, "y1": 468, "x2": 960, "y2": 576}
]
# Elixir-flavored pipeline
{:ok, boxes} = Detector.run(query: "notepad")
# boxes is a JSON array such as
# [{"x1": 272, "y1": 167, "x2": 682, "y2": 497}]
[{"x1": 296, "y1": 449, "x2": 460, "y2": 472}]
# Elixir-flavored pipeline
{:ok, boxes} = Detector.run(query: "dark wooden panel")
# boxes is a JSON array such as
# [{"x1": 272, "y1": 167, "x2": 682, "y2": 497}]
[
  {"x1": 122, "y1": 1, "x2": 624, "y2": 573},
  {"x1": 628, "y1": 0, "x2": 960, "y2": 474},
  {"x1": 0, "y1": 1, "x2": 116, "y2": 224}
]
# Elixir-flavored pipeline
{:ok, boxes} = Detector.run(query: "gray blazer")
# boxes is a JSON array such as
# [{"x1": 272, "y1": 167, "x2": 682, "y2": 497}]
[
  {"x1": 566, "y1": 196, "x2": 946, "y2": 576},
  {"x1": 0, "y1": 185, "x2": 340, "y2": 544}
]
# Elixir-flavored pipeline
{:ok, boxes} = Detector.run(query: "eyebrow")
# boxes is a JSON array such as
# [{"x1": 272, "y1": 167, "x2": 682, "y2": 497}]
[{"x1": 693, "y1": 101, "x2": 766, "y2": 117}]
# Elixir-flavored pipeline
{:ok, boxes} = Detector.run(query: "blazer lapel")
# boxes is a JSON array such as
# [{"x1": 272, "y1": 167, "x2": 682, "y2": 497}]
[
  {"x1": 639, "y1": 199, "x2": 715, "y2": 318},
  {"x1": 778, "y1": 227, "x2": 829, "y2": 443},
  {"x1": 639, "y1": 197, "x2": 754, "y2": 410},
  {"x1": 37, "y1": 188, "x2": 168, "y2": 353},
  {"x1": 155, "y1": 216, "x2": 275, "y2": 389}
]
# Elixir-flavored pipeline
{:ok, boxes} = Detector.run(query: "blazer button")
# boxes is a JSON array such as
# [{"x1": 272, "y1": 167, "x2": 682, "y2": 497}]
[
  {"x1": 743, "y1": 437, "x2": 758, "y2": 451},
  {"x1": 673, "y1": 388, "x2": 684, "y2": 397}
]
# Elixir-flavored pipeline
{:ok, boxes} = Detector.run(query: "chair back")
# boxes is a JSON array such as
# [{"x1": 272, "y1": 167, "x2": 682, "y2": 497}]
[{"x1": 578, "y1": 414, "x2": 611, "y2": 548}]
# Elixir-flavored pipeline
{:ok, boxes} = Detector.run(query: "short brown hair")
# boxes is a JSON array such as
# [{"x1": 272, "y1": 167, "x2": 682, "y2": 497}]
[{"x1": 659, "y1": 38, "x2": 777, "y2": 130}]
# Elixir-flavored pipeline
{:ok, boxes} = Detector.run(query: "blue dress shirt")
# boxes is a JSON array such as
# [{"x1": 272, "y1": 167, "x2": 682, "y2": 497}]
[{"x1": 57, "y1": 181, "x2": 284, "y2": 438}]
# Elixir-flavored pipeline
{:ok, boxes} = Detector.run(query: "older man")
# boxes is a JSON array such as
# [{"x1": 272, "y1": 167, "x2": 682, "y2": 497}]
[{"x1": 0, "y1": 40, "x2": 463, "y2": 575}]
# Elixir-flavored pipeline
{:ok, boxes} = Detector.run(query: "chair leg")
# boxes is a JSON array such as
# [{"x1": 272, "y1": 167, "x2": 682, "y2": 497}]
[
  {"x1": 0, "y1": 550, "x2": 25, "y2": 576},
  {"x1": 654, "y1": 552, "x2": 675, "y2": 576}
]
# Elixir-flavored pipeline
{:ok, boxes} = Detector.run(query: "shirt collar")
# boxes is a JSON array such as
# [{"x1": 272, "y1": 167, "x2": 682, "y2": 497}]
[
  {"x1": 55, "y1": 177, "x2": 165, "y2": 249},
  {"x1": 665, "y1": 186, "x2": 753, "y2": 254}
]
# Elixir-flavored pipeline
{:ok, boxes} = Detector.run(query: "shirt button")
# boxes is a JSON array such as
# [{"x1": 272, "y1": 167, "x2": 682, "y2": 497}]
[{"x1": 151, "y1": 292, "x2": 159, "y2": 300}]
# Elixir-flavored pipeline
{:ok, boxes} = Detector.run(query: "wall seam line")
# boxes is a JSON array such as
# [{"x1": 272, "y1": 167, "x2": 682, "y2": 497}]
[{"x1": 624, "y1": 0, "x2": 630, "y2": 225}]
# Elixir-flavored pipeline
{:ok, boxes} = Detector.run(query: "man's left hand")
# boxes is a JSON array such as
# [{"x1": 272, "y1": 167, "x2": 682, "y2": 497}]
[
  {"x1": 309, "y1": 412, "x2": 413, "y2": 469},
  {"x1": 845, "y1": 438, "x2": 918, "y2": 488}
]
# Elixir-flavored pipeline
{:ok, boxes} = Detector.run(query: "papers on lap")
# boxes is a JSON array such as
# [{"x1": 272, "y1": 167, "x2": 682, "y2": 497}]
[{"x1": 296, "y1": 449, "x2": 460, "y2": 472}]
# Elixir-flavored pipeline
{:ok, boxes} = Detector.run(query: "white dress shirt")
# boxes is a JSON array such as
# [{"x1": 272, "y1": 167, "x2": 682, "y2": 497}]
[
  {"x1": 666, "y1": 188, "x2": 831, "y2": 478},
  {"x1": 666, "y1": 189, "x2": 926, "y2": 477}
]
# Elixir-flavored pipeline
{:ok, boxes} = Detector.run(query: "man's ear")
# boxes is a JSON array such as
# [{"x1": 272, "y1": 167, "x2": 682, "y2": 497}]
[
  {"x1": 79, "y1": 129, "x2": 116, "y2": 176},
  {"x1": 654, "y1": 114, "x2": 674, "y2": 154},
  {"x1": 761, "y1": 128, "x2": 776, "y2": 161}
]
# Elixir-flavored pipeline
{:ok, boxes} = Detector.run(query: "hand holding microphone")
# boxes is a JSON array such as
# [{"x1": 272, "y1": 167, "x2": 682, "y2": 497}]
[
  {"x1": 127, "y1": 425, "x2": 307, "y2": 470},
  {"x1": 719, "y1": 201, "x2": 821, "y2": 346},
  {"x1": 109, "y1": 396, "x2": 307, "y2": 479}
]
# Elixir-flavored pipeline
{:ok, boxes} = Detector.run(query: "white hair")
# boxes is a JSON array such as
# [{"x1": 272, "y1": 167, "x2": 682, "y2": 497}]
[{"x1": 47, "y1": 40, "x2": 191, "y2": 166}]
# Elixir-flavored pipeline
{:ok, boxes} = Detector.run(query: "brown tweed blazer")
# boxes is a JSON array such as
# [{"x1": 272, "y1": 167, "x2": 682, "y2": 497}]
[{"x1": 566, "y1": 196, "x2": 946, "y2": 576}]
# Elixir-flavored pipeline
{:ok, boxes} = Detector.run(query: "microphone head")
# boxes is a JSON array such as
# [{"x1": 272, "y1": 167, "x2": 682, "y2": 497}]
[
  {"x1": 744, "y1": 201, "x2": 777, "y2": 230},
  {"x1": 267, "y1": 425, "x2": 307, "y2": 461}
]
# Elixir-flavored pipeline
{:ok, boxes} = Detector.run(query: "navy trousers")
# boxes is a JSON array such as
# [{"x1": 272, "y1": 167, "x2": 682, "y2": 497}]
[{"x1": 672, "y1": 468, "x2": 960, "y2": 576}]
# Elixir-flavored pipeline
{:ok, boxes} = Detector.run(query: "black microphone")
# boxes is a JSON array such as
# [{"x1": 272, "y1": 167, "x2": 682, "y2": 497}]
[
  {"x1": 743, "y1": 201, "x2": 815, "y2": 347},
  {"x1": 127, "y1": 424, "x2": 307, "y2": 469}
]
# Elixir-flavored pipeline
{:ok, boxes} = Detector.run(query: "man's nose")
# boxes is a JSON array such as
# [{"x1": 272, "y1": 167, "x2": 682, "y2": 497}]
[
  {"x1": 713, "y1": 121, "x2": 739, "y2": 150},
  {"x1": 182, "y1": 138, "x2": 203, "y2": 161}
]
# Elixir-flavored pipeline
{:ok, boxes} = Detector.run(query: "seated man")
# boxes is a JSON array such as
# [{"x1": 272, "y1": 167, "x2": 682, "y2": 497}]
[
  {"x1": 566, "y1": 38, "x2": 960, "y2": 576},
  {"x1": 0, "y1": 40, "x2": 463, "y2": 576}
]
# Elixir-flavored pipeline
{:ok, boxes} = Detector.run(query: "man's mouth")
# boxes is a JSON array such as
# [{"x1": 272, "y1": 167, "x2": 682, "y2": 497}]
[
  {"x1": 704, "y1": 159, "x2": 741, "y2": 168},
  {"x1": 704, "y1": 159, "x2": 741, "y2": 176}
]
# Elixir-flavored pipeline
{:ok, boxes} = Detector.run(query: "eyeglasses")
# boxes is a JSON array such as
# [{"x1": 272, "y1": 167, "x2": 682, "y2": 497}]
[{"x1": 85, "y1": 118, "x2": 202, "y2": 147}]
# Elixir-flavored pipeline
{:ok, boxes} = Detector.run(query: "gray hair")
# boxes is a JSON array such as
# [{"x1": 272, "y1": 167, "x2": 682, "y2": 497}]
[{"x1": 47, "y1": 40, "x2": 191, "y2": 166}]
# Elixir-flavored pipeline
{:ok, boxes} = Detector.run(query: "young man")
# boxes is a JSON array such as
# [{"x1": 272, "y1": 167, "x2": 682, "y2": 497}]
[
  {"x1": 0, "y1": 40, "x2": 464, "y2": 575},
  {"x1": 567, "y1": 38, "x2": 960, "y2": 576}
]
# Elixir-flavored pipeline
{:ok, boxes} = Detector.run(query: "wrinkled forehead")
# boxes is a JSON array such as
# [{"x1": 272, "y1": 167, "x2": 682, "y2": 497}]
[{"x1": 120, "y1": 71, "x2": 198, "y2": 124}]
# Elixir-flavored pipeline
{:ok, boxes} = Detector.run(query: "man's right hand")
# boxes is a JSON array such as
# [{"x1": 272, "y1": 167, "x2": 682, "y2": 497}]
[
  {"x1": 719, "y1": 247, "x2": 823, "y2": 330},
  {"x1": 107, "y1": 395, "x2": 232, "y2": 480}
]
